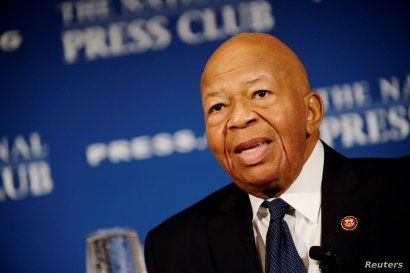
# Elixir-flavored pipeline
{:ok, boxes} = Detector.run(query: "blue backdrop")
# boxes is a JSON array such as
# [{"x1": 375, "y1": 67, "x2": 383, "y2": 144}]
[{"x1": 1, "y1": 0, "x2": 409, "y2": 272}]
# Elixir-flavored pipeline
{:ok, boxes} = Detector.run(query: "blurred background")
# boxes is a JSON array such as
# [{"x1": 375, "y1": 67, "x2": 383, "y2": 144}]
[{"x1": 0, "y1": 0, "x2": 409, "y2": 272}]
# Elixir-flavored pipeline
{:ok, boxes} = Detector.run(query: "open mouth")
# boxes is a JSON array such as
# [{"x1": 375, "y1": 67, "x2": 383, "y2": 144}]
[
  {"x1": 233, "y1": 137, "x2": 272, "y2": 165},
  {"x1": 234, "y1": 137, "x2": 272, "y2": 154}
]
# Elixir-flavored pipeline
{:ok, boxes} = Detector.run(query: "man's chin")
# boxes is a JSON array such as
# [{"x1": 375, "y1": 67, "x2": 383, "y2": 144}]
[{"x1": 233, "y1": 175, "x2": 284, "y2": 198}]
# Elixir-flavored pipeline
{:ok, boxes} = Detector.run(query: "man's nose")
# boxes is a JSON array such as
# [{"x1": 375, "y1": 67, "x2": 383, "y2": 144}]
[{"x1": 227, "y1": 100, "x2": 257, "y2": 129}]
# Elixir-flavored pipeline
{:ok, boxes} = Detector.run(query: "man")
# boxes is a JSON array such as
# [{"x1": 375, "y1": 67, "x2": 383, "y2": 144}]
[{"x1": 144, "y1": 33, "x2": 409, "y2": 273}]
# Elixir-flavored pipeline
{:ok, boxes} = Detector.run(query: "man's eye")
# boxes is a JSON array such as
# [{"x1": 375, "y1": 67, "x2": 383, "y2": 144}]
[
  {"x1": 210, "y1": 104, "x2": 225, "y2": 112},
  {"x1": 254, "y1": 90, "x2": 269, "y2": 98}
]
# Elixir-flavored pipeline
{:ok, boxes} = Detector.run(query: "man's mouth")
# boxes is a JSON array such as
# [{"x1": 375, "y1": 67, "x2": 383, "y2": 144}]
[
  {"x1": 233, "y1": 137, "x2": 272, "y2": 165},
  {"x1": 234, "y1": 137, "x2": 272, "y2": 154}
]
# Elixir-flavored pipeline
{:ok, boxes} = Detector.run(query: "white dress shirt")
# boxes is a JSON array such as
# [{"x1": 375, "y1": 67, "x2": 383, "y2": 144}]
[{"x1": 249, "y1": 141, "x2": 324, "y2": 273}]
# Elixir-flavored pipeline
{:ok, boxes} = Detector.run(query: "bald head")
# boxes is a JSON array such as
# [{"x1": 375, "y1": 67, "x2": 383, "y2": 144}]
[
  {"x1": 202, "y1": 33, "x2": 310, "y2": 97},
  {"x1": 200, "y1": 33, "x2": 323, "y2": 198}
]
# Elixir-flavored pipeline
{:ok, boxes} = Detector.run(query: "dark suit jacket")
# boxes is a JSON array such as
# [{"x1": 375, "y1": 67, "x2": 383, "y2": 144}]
[{"x1": 145, "y1": 144, "x2": 409, "y2": 273}]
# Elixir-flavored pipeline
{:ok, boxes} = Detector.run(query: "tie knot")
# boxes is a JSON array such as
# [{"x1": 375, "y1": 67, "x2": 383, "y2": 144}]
[{"x1": 262, "y1": 199, "x2": 289, "y2": 221}]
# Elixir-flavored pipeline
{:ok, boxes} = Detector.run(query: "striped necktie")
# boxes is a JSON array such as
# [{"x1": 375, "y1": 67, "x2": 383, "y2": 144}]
[{"x1": 263, "y1": 199, "x2": 306, "y2": 273}]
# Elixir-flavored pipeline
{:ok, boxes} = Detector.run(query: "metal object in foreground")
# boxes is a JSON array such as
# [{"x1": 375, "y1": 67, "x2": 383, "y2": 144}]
[{"x1": 86, "y1": 227, "x2": 146, "y2": 273}]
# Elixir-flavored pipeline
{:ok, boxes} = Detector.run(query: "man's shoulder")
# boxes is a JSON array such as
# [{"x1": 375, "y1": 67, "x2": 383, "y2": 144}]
[
  {"x1": 351, "y1": 155, "x2": 410, "y2": 198},
  {"x1": 349, "y1": 155, "x2": 410, "y2": 180},
  {"x1": 148, "y1": 183, "x2": 238, "y2": 237},
  {"x1": 323, "y1": 142, "x2": 409, "y2": 182},
  {"x1": 322, "y1": 143, "x2": 409, "y2": 198}
]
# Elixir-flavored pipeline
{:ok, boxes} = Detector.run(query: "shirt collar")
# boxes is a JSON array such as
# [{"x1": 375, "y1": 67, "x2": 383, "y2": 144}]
[{"x1": 248, "y1": 141, "x2": 324, "y2": 223}]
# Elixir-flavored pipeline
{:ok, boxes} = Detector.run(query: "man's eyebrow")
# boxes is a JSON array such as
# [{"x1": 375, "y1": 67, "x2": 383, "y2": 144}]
[
  {"x1": 245, "y1": 75, "x2": 268, "y2": 84},
  {"x1": 204, "y1": 90, "x2": 223, "y2": 98}
]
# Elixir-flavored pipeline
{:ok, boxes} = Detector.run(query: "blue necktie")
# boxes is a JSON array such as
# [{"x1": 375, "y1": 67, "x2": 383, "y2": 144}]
[{"x1": 264, "y1": 199, "x2": 306, "y2": 273}]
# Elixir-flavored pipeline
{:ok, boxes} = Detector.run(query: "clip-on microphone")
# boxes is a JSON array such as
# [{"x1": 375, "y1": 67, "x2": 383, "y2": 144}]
[{"x1": 309, "y1": 246, "x2": 340, "y2": 271}]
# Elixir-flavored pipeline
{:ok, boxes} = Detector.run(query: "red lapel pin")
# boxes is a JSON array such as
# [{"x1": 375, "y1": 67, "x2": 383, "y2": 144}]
[{"x1": 341, "y1": 216, "x2": 358, "y2": 231}]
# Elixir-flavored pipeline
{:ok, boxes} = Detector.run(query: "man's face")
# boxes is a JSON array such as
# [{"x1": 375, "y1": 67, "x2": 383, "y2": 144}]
[{"x1": 201, "y1": 44, "x2": 310, "y2": 198}]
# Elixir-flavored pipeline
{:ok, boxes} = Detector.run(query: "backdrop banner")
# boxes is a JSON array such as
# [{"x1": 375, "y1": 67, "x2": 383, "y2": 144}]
[{"x1": 0, "y1": 0, "x2": 409, "y2": 272}]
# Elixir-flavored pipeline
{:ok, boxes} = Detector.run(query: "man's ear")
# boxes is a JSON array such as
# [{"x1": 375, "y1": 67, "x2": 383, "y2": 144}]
[{"x1": 304, "y1": 92, "x2": 323, "y2": 136}]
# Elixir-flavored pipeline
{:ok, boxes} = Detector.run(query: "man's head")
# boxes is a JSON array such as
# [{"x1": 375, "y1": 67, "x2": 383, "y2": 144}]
[{"x1": 201, "y1": 33, "x2": 323, "y2": 199}]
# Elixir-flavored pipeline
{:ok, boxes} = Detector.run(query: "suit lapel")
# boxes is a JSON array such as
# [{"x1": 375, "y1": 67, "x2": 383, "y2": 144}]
[
  {"x1": 321, "y1": 143, "x2": 369, "y2": 271},
  {"x1": 206, "y1": 185, "x2": 261, "y2": 273}
]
